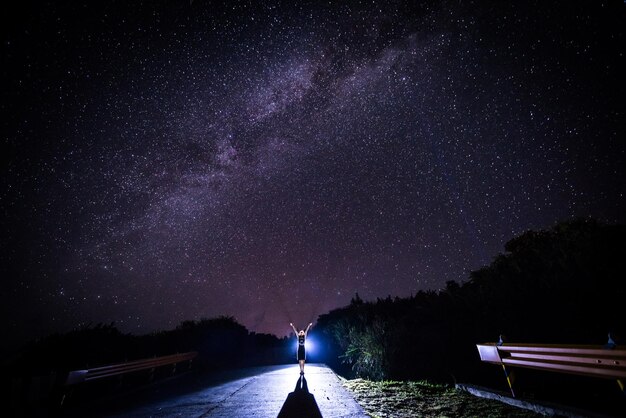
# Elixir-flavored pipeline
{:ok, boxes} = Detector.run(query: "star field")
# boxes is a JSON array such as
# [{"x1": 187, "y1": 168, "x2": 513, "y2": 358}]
[{"x1": 1, "y1": 0, "x2": 624, "y2": 347}]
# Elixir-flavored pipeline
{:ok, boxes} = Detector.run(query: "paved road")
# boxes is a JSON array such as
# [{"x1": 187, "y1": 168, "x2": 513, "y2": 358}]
[{"x1": 107, "y1": 363, "x2": 368, "y2": 418}]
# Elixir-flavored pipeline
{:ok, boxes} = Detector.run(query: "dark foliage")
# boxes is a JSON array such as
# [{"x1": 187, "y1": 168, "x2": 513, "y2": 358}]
[
  {"x1": 2, "y1": 316, "x2": 295, "y2": 415},
  {"x1": 315, "y1": 219, "x2": 626, "y2": 382},
  {"x1": 4, "y1": 316, "x2": 292, "y2": 377}
]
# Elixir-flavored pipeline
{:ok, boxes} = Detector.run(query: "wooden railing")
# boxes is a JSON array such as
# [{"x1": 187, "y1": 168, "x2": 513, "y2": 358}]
[
  {"x1": 476, "y1": 342, "x2": 626, "y2": 397},
  {"x1": 65, "y1": 351, "x2": 198, "y2": 385}
]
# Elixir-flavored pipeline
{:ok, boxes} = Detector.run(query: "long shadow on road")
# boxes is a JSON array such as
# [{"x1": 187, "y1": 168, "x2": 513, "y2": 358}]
[{"x1": 277, "y1": 376, "x2": 323, "y2": 418}]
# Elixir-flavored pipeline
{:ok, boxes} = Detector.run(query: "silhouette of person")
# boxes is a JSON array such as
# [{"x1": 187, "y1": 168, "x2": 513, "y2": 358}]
[
  {"x1": 290, "y1": 322, "x2": 312, "y2": 375},
  {"x1": 277, "y1": 376, "x2": 322, "y2": 418}
]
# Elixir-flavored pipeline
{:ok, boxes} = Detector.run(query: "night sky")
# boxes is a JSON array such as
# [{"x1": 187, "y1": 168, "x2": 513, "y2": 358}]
[{"x1": 1, "y1": 1, "x2": 624, "y2": 348}]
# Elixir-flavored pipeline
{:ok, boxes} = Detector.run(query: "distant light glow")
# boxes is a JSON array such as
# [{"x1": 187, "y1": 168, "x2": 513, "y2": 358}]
[{"x1": 305, "y1": 336, "x2": 317, "y2": 357}]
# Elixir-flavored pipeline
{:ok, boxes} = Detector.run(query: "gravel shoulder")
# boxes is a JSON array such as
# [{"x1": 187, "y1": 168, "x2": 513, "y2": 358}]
[{"x1": 342, "y1": 378, "x2": 541, "y2": 418}]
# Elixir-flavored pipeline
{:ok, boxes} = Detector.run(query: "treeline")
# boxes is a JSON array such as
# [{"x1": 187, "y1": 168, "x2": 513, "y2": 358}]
[
  {"x1": 314, "y1": 219, "x2": 626, "y2": 382},
  {"x1": 3, "y1": 316, "x2": 296, "y2": 415},
  {"x1": 5, "y1": 218, "x2": 625, "y2": 390},
  {"x1": 5, "y1": 316, "x2": 292, "y2": 377}
]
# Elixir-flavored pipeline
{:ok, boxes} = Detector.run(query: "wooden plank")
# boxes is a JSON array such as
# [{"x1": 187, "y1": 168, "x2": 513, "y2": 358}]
[
  {"x1": 476, "y1": 343, "x2": 626, "y2": 380},
  {"x1": 65, "y1": 351, "x2": 197, "y2": 385},
  {"x1": 502, "y1": 357, "x2": 626, "y2": 379}
]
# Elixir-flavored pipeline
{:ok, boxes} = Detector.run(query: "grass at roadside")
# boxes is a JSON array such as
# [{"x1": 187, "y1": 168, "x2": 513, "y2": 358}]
[{"x1": 342, "y1": 379, "x2": 541, "y2": 418}]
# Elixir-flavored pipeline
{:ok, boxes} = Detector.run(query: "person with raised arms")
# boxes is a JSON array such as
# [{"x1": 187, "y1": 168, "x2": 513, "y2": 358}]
[{"x1": 290, "y1": 322, "x2": 313, "y2": 375}]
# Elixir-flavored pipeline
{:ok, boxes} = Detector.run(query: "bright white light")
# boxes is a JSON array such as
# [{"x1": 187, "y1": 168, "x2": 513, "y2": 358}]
[{"x1": 306, "y1": 337, "x2": 316, "y2": 356}]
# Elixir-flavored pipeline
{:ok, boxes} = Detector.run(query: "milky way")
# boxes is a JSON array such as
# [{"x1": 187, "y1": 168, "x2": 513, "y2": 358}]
[{"x1": 1, "y1": 1, "x2": 624, "y2": 347}]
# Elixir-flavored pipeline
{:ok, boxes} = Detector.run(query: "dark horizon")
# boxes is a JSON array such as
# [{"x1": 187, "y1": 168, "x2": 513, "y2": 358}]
[{"x1": 2, "y1": 1, "x2": 625, "y2": 349}]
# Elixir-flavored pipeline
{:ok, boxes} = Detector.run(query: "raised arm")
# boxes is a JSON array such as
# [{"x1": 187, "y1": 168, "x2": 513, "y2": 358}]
[
  {"x1": 290, "y1": 322, "x2": 298, "y2": 335},
  {"x1": 305, "y1": 322, "x2": 313, "y2": 336}
]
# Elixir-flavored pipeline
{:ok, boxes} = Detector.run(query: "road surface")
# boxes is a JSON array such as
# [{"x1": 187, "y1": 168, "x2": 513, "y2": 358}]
[{"x1": 106, "y1": 363, "x2": 368, "y2": 417}]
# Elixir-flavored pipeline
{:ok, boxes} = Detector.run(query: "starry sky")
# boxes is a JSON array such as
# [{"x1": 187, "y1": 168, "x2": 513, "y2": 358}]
[{"x1": 1, "y1": 0, "x2": 624, "y2": 349}]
